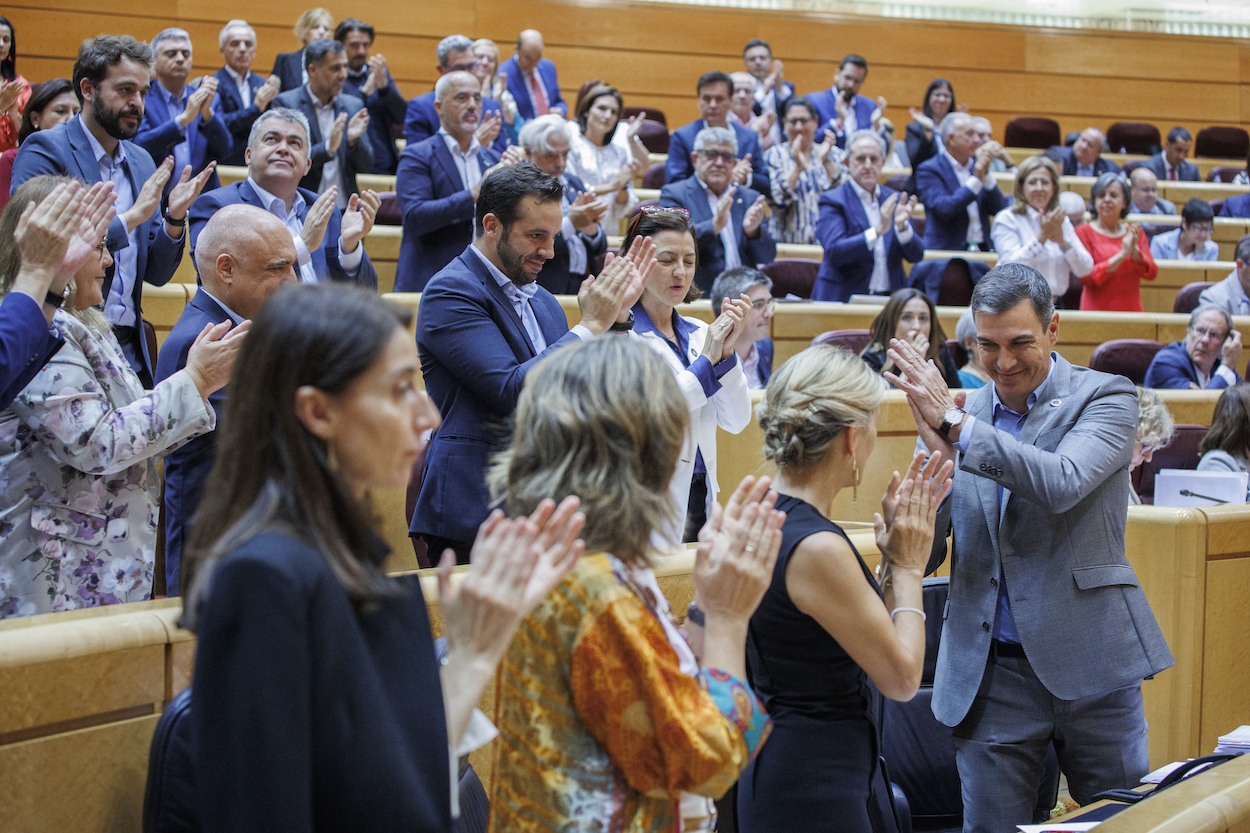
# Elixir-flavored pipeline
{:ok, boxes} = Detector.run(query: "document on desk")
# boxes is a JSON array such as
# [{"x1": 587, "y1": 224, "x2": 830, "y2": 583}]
[{"x1": 1017, "y1": 824, "x2": 1099, "y2": 832}]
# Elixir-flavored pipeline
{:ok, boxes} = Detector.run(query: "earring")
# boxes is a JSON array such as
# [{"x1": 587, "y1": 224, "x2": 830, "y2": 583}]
[{"x1": 851, "y1": 456, "x2": 859, "y2": 504}]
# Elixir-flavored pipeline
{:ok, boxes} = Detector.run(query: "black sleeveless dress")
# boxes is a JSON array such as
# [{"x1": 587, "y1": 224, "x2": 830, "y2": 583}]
[{"x1": 737, "y1": 494, "x2": 883, "y2": 833}]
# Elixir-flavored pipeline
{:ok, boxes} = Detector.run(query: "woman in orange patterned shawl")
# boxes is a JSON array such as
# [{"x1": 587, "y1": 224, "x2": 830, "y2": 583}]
[{"x1": 487, "y1": 335, "x2": 783, "y2": 832}]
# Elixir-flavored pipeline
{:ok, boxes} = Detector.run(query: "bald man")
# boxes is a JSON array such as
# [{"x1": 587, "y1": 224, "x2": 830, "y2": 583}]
[
  {"x1": 498, "y1": 29, "x2": 566, "y2": 119},
  {"x1": 1052, "y1": 127, "x2": 1120, "y2": 178},
  {"x1": 155, "y1": 204, "x2": 298, "y2": 594}
]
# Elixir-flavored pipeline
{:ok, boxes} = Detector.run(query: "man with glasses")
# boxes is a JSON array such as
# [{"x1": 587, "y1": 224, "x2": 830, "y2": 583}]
[
  {"x1": 1150, "y1": 199, "x2": 1218, "y2": 261},
  {"x1": 660, "y1": 126, "x2": 775, "y2": 292},
  {"x1": 402, "y1": 34, "x2": 507, "y2": 154},
  {"x1": 711, "y1": 265, "x2": 774, "y2": 388},
  {"x1": 666, "y1": 71, "x2": 769, "y2": 194},
  {"x1": 1199, "y1": 234, "x2": 1250, "y2": 317},
  {"x1": 1145, "y1": 303, "x2": 1243, "y2": 389}
]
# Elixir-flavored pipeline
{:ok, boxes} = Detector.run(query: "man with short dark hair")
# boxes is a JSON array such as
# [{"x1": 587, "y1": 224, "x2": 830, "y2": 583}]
[
  {"x1": 402, "y1": 34, "x2": 507, "y2": 154},
  {"x1": 1128, "y1": 167, "x2": 1176, "y2": 215},
  {"x1": 890, "y1": 262, "x2": 1174, "y2": 833},
  {"x1": 1050, "y1": 127, "x2": 1119, "y2": 177},
  {"x1": 11, "y1": 34, "x2": 214, "y2": 386},
  {"x1": 804, "y1": 54, "x2": 887, "y2": 149},
  {"x1": 335, "y1": 18, "x2": 407, "y2": 175},
  {"x1": 1150, "y1": 199, "x2": 1218, "y2": 261},
  {"x1": 157, "y1": 204, "x2": 298, "y2": 594},
  {"x1": 916, "y1": 112, "x2": 1006, "y2": 251},
  {"x1": 1145, "y1": 303, "x2": 1243, "y2": 389},
  {"x1": 1199, "y1": 233, "x2": 1250, "y2": 317},
  {"x1": 1144, "y1": 127, "x2": 1199, "y2": 182},
  {"x1": 666, "y1": 71, "x2": 768, "y2": 193},
  {"x1": 412, "y1": 162, "x2": 648, "y2": 562},
  {"x1": 273, "y1": 39, "x2": 372, "y2": 208},
  {"x1": 710, "y1": 265, "x2": 774, "y2": 388},
  {"x1": 498, "y1": 29, "x2": 566, "y2": 120},
  {"x1": 742, "y1": 38, "x2": 792, "y2": 148},
  {"x1": 660, "y1": 126, "x2": 776, "y2": 292},
  {"x1": 213, "y1": 20, "x2": 281, "y2": 165}
]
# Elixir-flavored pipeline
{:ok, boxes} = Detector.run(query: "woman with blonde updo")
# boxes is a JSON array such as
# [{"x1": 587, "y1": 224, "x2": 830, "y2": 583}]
[{"x1": 737, "y1": 344, "x2": 954, "y2": 832}]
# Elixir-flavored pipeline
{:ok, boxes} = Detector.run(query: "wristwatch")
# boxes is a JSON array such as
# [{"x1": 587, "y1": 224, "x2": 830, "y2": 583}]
[
  {"x1": 162, "y1": 204, "x2": 185, "y2": 227},
  {"x1": 609, "y1": 311, "x2": 635, "y2": 333},
  {"x1": 938, "y1": 407, "x2": 966, "y2": 440}
]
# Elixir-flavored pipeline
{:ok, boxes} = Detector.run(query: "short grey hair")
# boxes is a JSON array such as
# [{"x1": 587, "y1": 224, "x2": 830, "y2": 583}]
[
  {"x1": 711, "y1": 266, "x2": 772, "y2": 313},
  {"x1": 938, "y1": 112, "x2": 973, "y2": 145},
  {"x1": 247, "y1": 107, "x2": 311, "y2": 151},
  {"x1": 1189, "y1": 303, "x2": 1232, "y2": 333},
  {"x1": 955, "y1": 308, "x2": 977, "y2": 345},
  {"x1": 694, "y1": 126, "x2": 738, "y2": 154},
  {"x1": 218, "y1": 20, "x2": 256, "y2": 49},
  {"x1": 518, "y1": 114, "x2": 568, "y2": 154},
  {"x1": 437, "y1": 34, "x2": 473, "y2": 67},
  {"x1": 152, "y1": 28, "x2": 192, "y2": 55},
  {"x1": 970, "y1": 262, "x2": 1055, "y2": 328},
  {"x1": 846, "y1": 129, "x2": 886, "y2": 156}
]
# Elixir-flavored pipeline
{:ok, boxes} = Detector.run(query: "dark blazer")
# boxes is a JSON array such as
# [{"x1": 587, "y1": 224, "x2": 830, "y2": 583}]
[
  {"x1": 498, "y1": 55, "x2": 566, "y2": 119},
  {"x1": 1048, "y1": 146, "x2": 1120, "y2": 177},
  {"x1": 213, "y1": 67, "x2": 268, "y2": 166},
  {"x1": 915, "y1": 153, "x2": 1007, "y2": 251},
  {"x1": 805, "y1": 89, "x2": 878, "y2": 149},
  {"x1": 863, "y1": 344, "x2": 960, "y2": 388},
  {"x1": 342, "y1": 69, "x2": 408, "y2": 175},
  {"x1": 154, "y1": 288, "x2": 232, "y2": 595},
  {"x1": 903, "y1": 121, "x2": 939, "y2": 194},
  {"x1": 189, "y1": 180, "x2": 377, "y2": 288},
  {"x1": 402, "y1": 91, "x2": 508, "y2": 156},
  {"x1": 666, "y1": 119, "x2": 768, "y2": 195},
  {"x1": 659, "y1": 176, "x2": 777, "y2": 293},
  {"x1": 394, "y1": 134, "x2": 500, "y2": 292},
  {"x1": 812, "y1": 181, "x2": 925, "y2": 301},
  {"x1": 273, "y1": 85, "x2": 374, "y2": 198},
  {"x1": 1220, "y1": 193, "x2": 1250, "y2": 218},
  {"x1": 1144, "y1": 340, "x2": 1241, "y2": 390},
  {"x1": 535, "y1": 171, "x2": 608, "y2": 295},
  {"x1": 11, "y1": 117, "x2": 185, "y2": 380},
  {"x1": 136, "y1": 82, "x2": 231, "y2": 194},
  {"x1": 0, "y1": 292, "x2": 62, "y2": 410},
  {"x1": 192, "y1": 530, "x2": 452, "y2": 832},
  {"x1": 754, "y1": 337, "x2": 774, "y2": 387},
  {"x1": 1142, "y1": 152, "x2": 1199, "y2": 183},
  {"x1": 270, "y1": 50, "x2": 304, "y2": 92},
  {"x1": 412, "y1": 247, "x2": 582, "y2": 543}
]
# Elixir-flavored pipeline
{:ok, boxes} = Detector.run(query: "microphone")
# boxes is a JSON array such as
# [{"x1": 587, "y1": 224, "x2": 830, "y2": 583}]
[{"x1": 1180, "y1": 489, "x2": 1228, "y2": 505}]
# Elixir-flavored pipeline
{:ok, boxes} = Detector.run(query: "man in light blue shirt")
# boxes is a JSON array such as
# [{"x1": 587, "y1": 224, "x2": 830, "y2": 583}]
[{"x1": 1150, "y1": 199, "x2": 1218, "y2": 261}]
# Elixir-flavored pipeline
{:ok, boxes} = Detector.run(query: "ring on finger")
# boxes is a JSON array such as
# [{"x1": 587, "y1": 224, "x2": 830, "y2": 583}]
[{"x1": 744, "y1": 546, "x2": 756, "y2": 554}]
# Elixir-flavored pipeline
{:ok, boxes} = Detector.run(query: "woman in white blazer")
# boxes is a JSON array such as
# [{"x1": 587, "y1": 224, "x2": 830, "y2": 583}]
[{"x1": 621, "y1": 206, "x2": 753, "y2": 545}]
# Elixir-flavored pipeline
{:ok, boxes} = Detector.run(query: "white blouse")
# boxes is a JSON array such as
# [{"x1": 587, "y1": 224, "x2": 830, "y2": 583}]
[
  {"x1": 990, "y1": 205, "x2": 1094, "y2": 299},
  {"x1": 566, "y1": 122, "x2": 638, "y2": 230}
]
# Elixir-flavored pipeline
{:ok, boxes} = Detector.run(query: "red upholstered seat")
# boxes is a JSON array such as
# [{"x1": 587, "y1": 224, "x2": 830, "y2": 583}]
[
  {"x1": 375, "y1": 191, "x2": 401, "y2": 226},
  {"x1": 1174, "y1": 282, "x2": 1215, "y2": 314},
  {"x1": 637, "y1": 119, "x2": 670, "y2": 154},
  {"x1": 1206, "y1": 166, "x2": 1244, "y2": 183},
  {"x1": 641, "y1": 161, "x2": 666, "y2": 189},
  {"x1": 1133, "y1": 424, "x2": 1210, "y2": 504},
  {"x1": 1088, "y1": 338, "x2": 1165, "y2": 385},
  {"x1": 1004, "y1": 117, "x2": 1060, "y2": 150},
  {"x1": 761, "y1": 258, "x2": 819, "y2": 299},
  {"x1": 1106, "y1": 122, "x2": 1161, "y2": 155},
  {"x1": 621, "y1": 106, "x2": 665, "y2": 127},
  {"x1": 1195, "y1": 126, "x2": 1250, "y2": 160},
  {"x1": 810, "y1": 328, "x2": 872, "y2": 354}
]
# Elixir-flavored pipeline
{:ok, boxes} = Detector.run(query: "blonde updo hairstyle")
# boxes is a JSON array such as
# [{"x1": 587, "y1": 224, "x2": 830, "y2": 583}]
[{"x1": 758, "y1": 344, "x2": 885, "y2": 470}]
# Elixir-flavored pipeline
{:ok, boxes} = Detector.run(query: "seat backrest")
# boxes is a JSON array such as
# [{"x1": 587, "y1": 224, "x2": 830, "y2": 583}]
[
  {"x1": 1174, "y1": 282, "x2": 1215, "y2": 314},
  {"x1": 885, "y1": 173, "x2": 910, "y2": 192},
  {"x1": 1121, "y1": 159, "x2": 1144, "y2": 175},
  {"x1": 1207, "y1": 166, "x2": 1244, "y2": 183},
  {"x1": 621, "y1": 105, "x2": 665, "y2": 127},
  {"x1": 1003, "y1": 117, "x2": 1060, "y2": 150},
  {"x1": 375, "y1": 191, "x2": 401, "y2": 226},
  {"x1": 936, "y1": 259, "x2": 975, "y2": 307},
  {"x1": 946, "y1": 338, "x2": 966, "y2": 371},
  {"x1": 143, "y1": 688, "x2": 199, "y2": 833},
  {"x1": 1106, "y1": 122, "x2": 1161, "y2": 155},
  {"x1": 1133, "y1": 424, "x2": 1210, "y2": 503},
  {"x1": 1210, "y1": 197, "x2": 1225, "y2": 216},
  {"x1": 1061, "y1": 269, "x2": 1084, "y2": 310},
  {"x1": 1088, "y1": 338, "x2": 1165, "y2": 385},
  {"x1": 761, "y1": 258, "x2": 819, "y2": 299},
  {"x1": 810, "y1": 328, "x2": 873, "y2": 354},
  {"x1": 641, "y1": 161, "x2": 667, "y2": 189},
  {"x1": 1195, "y1": 126, "x2": 1250, "y2": 160},
  {"x1": 638, "y1": 119, "x2": 670, "y2": 154}
]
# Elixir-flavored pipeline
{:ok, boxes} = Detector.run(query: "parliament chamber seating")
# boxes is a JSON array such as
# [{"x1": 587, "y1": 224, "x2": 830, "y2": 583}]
[
  {"x1": 1133, "y1": 424, "x2": 1209, "y2": 505},
  {"x1": 1003, "y1": 117, "x2": 1061, "y2": 150},
  {"x1": 1207, "y1": 166, "x2": 1243, "y2": 183},
  {"x1": 1088, "y1": 338, "x2": 1165, "y2": 385},
  {"x1": 1107, "y1": 122, "x2": 1161, "y2": 155},
  {"x1": 1174, "y1": 281, "x2": 1214, "y2": 314},
  {"x1": 810, "y1": 328, "x2": 872, "y2": 354},
  {"x1": 761, "y1": 257, "x2": 818, "y2": 298},
  {"x1": 641, "y1": 161, "x2": 667, "y2": 189},
  {"x1": 1195, "y1": 126, "x2": 1250, "y2": 161}
]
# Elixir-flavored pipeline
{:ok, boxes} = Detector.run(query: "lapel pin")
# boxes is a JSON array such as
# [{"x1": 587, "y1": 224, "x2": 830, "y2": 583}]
[{"x1": 1049, "y1": 398, "x2": 1062, "y2": 407}]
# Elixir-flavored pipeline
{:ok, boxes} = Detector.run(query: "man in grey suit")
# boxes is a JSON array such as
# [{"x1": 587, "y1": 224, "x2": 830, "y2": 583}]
[
  {"x1": 1199, "y1": 233, "x2": 1250, "y2": 318},
  {"x1": 886, "y1": 263, "x2": 1174, "y2": 833},
  {"x1": 1142, "y1": 127, "x2": 1200, "y2": 183}
]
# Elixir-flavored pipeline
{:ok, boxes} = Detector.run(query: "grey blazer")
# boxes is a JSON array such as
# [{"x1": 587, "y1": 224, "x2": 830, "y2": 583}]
[{"x1": 927, "y1": 355, "x2": 1174, "y2": 727}]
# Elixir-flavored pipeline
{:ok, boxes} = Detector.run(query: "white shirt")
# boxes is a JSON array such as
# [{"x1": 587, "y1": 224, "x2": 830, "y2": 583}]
[
  {"x1": 939, "y1": 142, "x2": 994, "y2": 247},
  {"x1": 696, "y1": 176, "x2": 741, "y2": 269},
  {"x1": 223, "y1": 65, "x2": 251, "y2": 108},
  {"x1": 989, "y1": 206, "x2": 1094, "y2": 298},
  {"x1": 82, "y1": 123, "x2": 140, "y2": 327},
  {"x1": 247, "y1": 176, "x2": 363, "y2": 283},
  {"x1": 848, "y1": 177, "x2": 915, "y2": 293},
  {"x1": 438, "y1": 128, "x2": 483, "y2": 192},
  {"x1": 308, "y1": 87, "x2": 345, "y2": 209}
]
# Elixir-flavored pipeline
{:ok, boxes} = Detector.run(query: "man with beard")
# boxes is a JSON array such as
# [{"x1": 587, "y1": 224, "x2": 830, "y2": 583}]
[
  {"x1": 411, "y1": 162, "x2": 651, "y2": 563},
  {"x1": 11, "y1": 34, "x2": 215, "y2": 386},
  {"x1": 335, "y1": 18, "x2": 407, "y2": 175}
]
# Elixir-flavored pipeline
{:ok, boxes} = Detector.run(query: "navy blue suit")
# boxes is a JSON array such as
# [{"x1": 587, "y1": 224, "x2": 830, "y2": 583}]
[
  {"x1": 402, "y1": 91, "x2": 507, "y2": 155},
  {"x1": 342, "y1": 68, "x2": 408, "y2": 175},
  {"x1": 1220, "y1": 194, "x2": 1250, "y2": 218},
  {"x1": 1047, "y1": 146, "x2": 1120, "y2": 177},
  {"x1": 813, "y1": 181, "x2": 925, "y2": 301},
  {"x1": 916, "y1": 153, "x2": 1006, "y2": 251},
  {"x1": 0, "y1": 293, "x2": 62, "y2": 410},
  {"x1": 412, "y1": 247, "x2": 582, "y2": 544},
  {"x1": 1144, "y1": 341, "x2": 1241, "y2": 390},
  {"x1": 273, "y1": 86, "x2": 374, "y2": 198},
  {"x1": 498, "y1": 56, "x2": 566, "y2": 119},
  {"x1": 535, "y1": 172, "x2": 608, "y2": 295},
  {"x1": 659, "y1": 176, "x2": 777, "y2": 293},
  {"x1": 270, "y1": 51, "x2": 304, "y2": 93},
  {"x1": 213, "y1": 67, "x2": 268, "y2": 166},
  {"x1": 394, "y1": 134, "x2": 500, "y2": 292},
  {"x1": 136, "y1": 82, "x2": 231, "y2": 195},
  {"x1": 155, "y1": 288, "x2": 232, "y2": 595},
  {"x1": 666, "y1": 119, "x2": 768, "y2": 195},
  {"x1": 754, "y1": 337, "x2": 774, "y2": 387},
  {"x1": 188, "y1": 180, "x2": 377, "y2": 288},
  {"x1": 804, "y1": 89, "x2": 879, "y2": 149},
  {"x1": 11, "y1": 117, "x2": 185, "y2": 381}
]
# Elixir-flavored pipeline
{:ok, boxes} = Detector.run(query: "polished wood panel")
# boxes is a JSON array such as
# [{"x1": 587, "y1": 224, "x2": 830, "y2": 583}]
[{"x1": 1093, "y1": 752, "x2": 1250, "y2": 833}]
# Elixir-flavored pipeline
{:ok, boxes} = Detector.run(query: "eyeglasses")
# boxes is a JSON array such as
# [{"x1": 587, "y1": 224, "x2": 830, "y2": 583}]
[
  {"x1": 698, "y1": 150, "x2": 736, "y2": 164},
  {"x1": 1190, "y1": 326, "x2": 1228, "y2": 342},
  {"x1": 784, "y1": 117, "x2": 813, "y2": 127},
  {"x1": 751, "y1": 298, "x2": 776, "y2": 313},
  {"x1": 625, "y1": 205, "x2": 691, "y2": 238}
]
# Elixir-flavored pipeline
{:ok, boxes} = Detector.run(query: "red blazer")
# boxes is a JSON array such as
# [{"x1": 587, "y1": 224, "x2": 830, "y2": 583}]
[{"x1": 1075, "y1": 223, "x2": 1157, "y2": 311}]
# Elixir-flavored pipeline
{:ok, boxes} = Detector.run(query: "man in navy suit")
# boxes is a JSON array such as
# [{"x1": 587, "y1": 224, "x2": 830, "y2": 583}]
[
  {"x1": 214, "y1": 20, "x2": 281, "y2": 166},
  {"x1": 395, "y1": 71, "x2": 522, "y2": 292},
  {"x1": 916, "y1": 112, "x2": 1007, "y2": 252},
  {"x1": 1144, "y1": 304, "x2": 1243, "y2": 390},
  {"x1": 412, "y1": 163, "x2": 646, "y2": 561},
  {"x1": 711, "y1": 266, "x2": 775, "y2": 389},
  {"x1": 156, "y1": 204, "x2": 297, "y2": 594},
  {"x1": 498, "y1": 29, "x2": 566, "y2": 120},
  {"x1": 805, "y1": 54, "x2": 887, "y2": 150},
  {"x1": 520, "y1": 114, "x2": 608, "y2": 295},
  {"x1": 660, "y1": 126, "x2": 776, "y2": 293},
  {"x1": 1143, "y1": 127, "x2": 1199, "y2": 182},
  {"x1": 336, "y1": 18, "x2": 407, "y2": 176},
  {"x1": 11, "y1": 34, "x2": 213, "y2": 387},
  {"x1": 137, "y1": 28, "x2": 231, "y2": 196},
  {"x1": 667, "y1": 71, "x2": 768, "y2": 194},
  {"x1": 273, "y1": 39, "x2": 373, "y2": 209},
  {"x1": 403, "y1": 35, "x2": 508, "y2": 156},
  {"x1": 814, "y1": 130, "x2": 924, "y2": 301},
  {"x1": 188, "y1": 108, "x2": 378, "y2": 288},
  {"x1": 1049, "y1": 128, "x2": 1120, "y2": 177}
]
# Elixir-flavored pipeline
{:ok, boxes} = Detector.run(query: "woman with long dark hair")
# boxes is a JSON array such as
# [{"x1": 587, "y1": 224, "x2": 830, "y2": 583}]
[
  {"x1": 860, "y1": 287, "x2": 960, "y2": 387},
  {"x1": 903, "y1": 79, "x2": 957, "y2": 193},
  {"x1": 1197, "y1": 383, "x2": 1250, "y2": 500}
]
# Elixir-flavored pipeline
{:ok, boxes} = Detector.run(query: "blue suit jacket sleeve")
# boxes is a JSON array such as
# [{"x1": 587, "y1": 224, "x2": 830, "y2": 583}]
[
  {"x1": 666, "y1": 126, "x2": 694, "y2": 185},
  {"x1": 0, "y1": 292, "x2": 62, "y2": 410},
  {"x1": 917, "y1": 159, "x2": 978, "y2": 222},
  {"x1": 817, "y1": 190, "x2": 876, "y2": 268},
  {"x1": 9, "y1": 129, "x2": 67, "y2": 193},
  {"x1": 396, "y1": 141, "x2": 478, "y2": 235},
  {"x1": 737, "y1": 129, "x2": 769, "y2": 195},
  {"x1": 322, "y1": 207, "x2": 378, "y2": 289}
]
